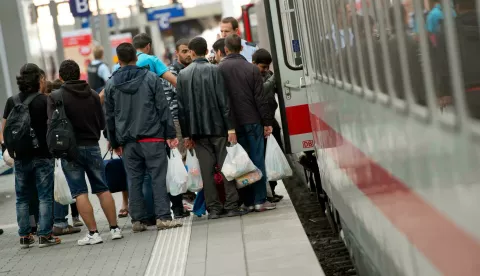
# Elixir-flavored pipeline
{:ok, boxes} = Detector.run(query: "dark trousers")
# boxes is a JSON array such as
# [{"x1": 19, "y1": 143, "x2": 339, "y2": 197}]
[
  {"x1": 71, "y1": 203, "x2": 79, "y2": 217},
  {"x1": 195, "y1": 136, "x2": 239, "y2": 213},
  {"x1": 266, "y1": 119, "x2": 284, "y2": 194},
  {"x1": 237, "y1": 124, "x2": 267, "y2": 206},
  {"x1": 165, "y1": 147, "x2": 187, "y2": 214},
  {"x1": 123, "y1": 142, "x2": 171, "y2": 221}
]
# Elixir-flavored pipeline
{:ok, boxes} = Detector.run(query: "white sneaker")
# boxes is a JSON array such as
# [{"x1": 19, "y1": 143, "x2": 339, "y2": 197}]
[
  {"x1": 78, "y1": 232, "x2": 103, "y2": 246},
  {"x1": 110, "y1": 228, "x2": 123, "y2": 240}
]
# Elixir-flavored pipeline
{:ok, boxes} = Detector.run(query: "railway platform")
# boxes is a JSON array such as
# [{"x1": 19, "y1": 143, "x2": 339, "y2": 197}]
[{"x1": 0, "y1": 164, "x2": 324, "y2": 276}]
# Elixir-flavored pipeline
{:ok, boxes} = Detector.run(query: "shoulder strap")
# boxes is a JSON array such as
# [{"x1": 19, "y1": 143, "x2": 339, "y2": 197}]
[
  {"x1": 22, "y1": 92, "x2": 41, "y2": 105},
  {"x1": 12, "y1": 94, "x2": 21, "y2": 105}
]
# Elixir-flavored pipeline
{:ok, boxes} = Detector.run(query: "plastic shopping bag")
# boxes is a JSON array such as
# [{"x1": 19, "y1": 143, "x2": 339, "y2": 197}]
[
  {"x1": 221, "y1": 144, "x2": 257, "y2": 181},
  {"x1": 265, "y1": 135, "x2": 293, "y2": 181},
  {"x1": 235, "y1": 168, "x2": 263, "y2": 189},
  {"x1": 186, "y1": 150, "x2": 203, "y2": 192},
  {"x1": 54, "y1": 159, "x2": 75, "y2": 205},
  {"x1": 167, "y1": 148, "x2": 188, "y2": 196}
]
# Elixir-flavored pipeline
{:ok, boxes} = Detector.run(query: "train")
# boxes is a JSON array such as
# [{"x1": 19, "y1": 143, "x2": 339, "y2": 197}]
[{"x1": 240, "y1": 0, "x2": 480, "y2": 275}]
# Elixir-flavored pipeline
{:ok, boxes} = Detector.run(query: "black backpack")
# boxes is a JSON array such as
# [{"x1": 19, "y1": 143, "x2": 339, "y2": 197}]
[
  {"x1": 46, "y1": 90, "x2": 77, "y2": 160},
  {"x1": 4, "y1": 93, "x2": 41, "y2": 158}
]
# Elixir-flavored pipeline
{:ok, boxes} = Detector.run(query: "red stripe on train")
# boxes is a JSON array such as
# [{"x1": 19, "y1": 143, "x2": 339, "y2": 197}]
[
  {"x1": 285, "y1": 104, "x2": 312, "y2": 135},
  {"x1": 309, "y1": 102, "x2": 480, "y2": 276}
]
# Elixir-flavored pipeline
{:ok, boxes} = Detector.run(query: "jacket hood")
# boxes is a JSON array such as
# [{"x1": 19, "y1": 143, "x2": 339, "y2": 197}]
[
  {"x1": 457, "y1": 12, "x2": 479, "y2": 42},
  {"x1": 112, "y1": 65, "x2": 149, "y2": 94},
  {"x1": 62, "y1": 80, "x2": 93, "y2": 98}
]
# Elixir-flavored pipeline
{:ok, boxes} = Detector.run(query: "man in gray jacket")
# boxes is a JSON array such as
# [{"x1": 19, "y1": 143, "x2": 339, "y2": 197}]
[{"x1": 104, "y1": 43, "x2": 180, "y2": 231}]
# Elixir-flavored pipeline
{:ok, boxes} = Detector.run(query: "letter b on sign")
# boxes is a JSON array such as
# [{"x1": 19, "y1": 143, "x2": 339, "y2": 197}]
[{"x1": 70, "y1": 0, "x2": 91, "y2": 17}]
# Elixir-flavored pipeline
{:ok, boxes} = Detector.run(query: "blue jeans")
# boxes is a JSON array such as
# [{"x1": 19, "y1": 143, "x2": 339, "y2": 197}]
[
  {"x1": 61, "y1": 146, "x2": 110, "y2": 198},
  {"x1": 123, "y1": 142, "x2": 171, "y2": 221},
  {"x1": 237, "y1": 124, "x2": 267, "y2": 205},
  {"x1": 14, "y1": 158, "x2": 54, "y2": 237},
  {"x1": 53, "y1": 201, "x2": 69, "y2": 228},
  {"x1": 123, "y1": 159, "x2": 155, "y2": 221}
]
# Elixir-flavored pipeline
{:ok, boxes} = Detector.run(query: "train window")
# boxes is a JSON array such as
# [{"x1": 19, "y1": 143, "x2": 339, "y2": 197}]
[
  {"x1": 246, "y1": 5, "x2": 260, "y2": 45},
  {"x1": 279, "y1": 0, "x2": 303, "y2": 68}
]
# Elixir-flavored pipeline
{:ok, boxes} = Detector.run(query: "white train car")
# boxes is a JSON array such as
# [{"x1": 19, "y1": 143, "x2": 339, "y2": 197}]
[{"x1": 243, "y1": 0, "x2": 480, "y2": 275}]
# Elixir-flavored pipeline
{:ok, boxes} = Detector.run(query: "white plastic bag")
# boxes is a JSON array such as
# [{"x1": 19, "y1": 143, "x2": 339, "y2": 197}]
[
  {"x1": 54, "y1": 159, "x2": 75, "y2": 205},
  {"x1": 185, "y1": 150, "x2": 203, "y2": 192},
  {"x1": 265, "y1": 136, "x2": 293, "y2": 181},
  {"x1": 221, "y1": 143, "x2": 257, "y2": 181},
  {"x1": 167, "y1": 148, "x2": 188, "y2": 196}
]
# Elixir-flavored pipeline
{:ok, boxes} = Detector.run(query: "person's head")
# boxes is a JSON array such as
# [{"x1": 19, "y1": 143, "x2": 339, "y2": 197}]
[
  {"x1": 116, "y1": 43, "x2": 138, "y2": 67},
  {"x1": 93, "y1": 45, "x2": 104, "y2": 60},
  {"x1": 44, "y1": 79, "x2": 63, "y2": 95},
  {"x1": 212, "y1": 38, "x2": 226, "y2": 63},
  {"x1": 16, "y1": 63, "x2": 41, "y2": 94},
  {"x1": 39, "y1": 68, "x2": 47, "y2": 94},
  {"x1": 252, "y1": 49, "x2": 272, "y2": 76},
  {"x1": 220, "y1": 17, "x2": 240, "y2": 38},
  {"x1": 59, "y1": 60, "x2": 81, "y2": 82},
  {"x1": 224, "y1": 34, "x2": 242, "y2": 55},
  {"x1": 175, "y1": 38, "x2": 192, "y2": 66},
  {"x1": 188, "y1": 37, "x2": 208, "y2": 59},
  {"x1": 133, "y1": 33, "x2": 153, "y2": 54}
]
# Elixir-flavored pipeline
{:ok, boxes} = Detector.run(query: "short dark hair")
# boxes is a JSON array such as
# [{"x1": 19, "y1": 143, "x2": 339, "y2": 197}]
[
  {"x1": 133, "y1": 33, "x2": 152, "y2": 49},
  {"x1": 16, "y1": 63, "x2": 41, "y2": 94},
  {"x1": 252, "y1": 49, "x2": 272, "y2": 65},
  {"x1": 222, "y1": 17, "x2": 239, "y2": 30},
  {"x1": 59, "y1": 60, "x2": 80, "y2": 82},
  {"x1": 116, "y1": 43, "x2": 137, "y2": 64},
  {"x1": 188, "y1": 37, "x2": 208, "y2": 56},
  {"x1": 212, "y1": 38, "x2": 226, "y2": 56},
  {"x1": 225, "y1": 34, "x2": 242, "y2": 53},
  {"x1": 175, "y1": 38, "x2": 190, "y2": 51}
]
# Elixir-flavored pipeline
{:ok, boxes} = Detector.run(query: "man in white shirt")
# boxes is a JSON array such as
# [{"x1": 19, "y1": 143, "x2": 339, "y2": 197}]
[{"x1": 220, "y1": 17, "x2": 258, "y2": 63}]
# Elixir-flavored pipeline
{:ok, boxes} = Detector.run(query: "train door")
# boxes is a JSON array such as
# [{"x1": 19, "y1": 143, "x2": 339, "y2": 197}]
[{"x1": 263, "y1": 0, "x2": 314, "y2": 154}]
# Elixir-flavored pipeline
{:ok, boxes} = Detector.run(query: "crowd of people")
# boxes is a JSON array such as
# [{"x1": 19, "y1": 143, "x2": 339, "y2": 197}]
[{"x1": 0, "y1": 17, "x2": 285, "y2": 248}]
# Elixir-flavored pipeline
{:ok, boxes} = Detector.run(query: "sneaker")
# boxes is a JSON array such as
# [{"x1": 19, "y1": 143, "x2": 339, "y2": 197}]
[
  {"x1": 241, "y1": 205, "x2": 255, "y2": 212},
  {"x1": 110, "y1": 228, "x2": 123, "y2": 240},
  {"x1": 0, "y1": 229, "x2": 3, "y2": 235},
  {"x1": 174, "y1": 209, "x2": 191, "y2": 219},
  {"x1": 38, "y1": 234, "x2": 61, "y2": 248},
  {"x1": 226, "y1": 207, "x2": 249, "y2": 217},
  {"x1": 78, "y1": 232, "x2": 103, "y2": 246},
  {"x1": 132, "y1": 221, "x2": 147, "y2": 233},
  {"x1": 255, "y1": 201, "x2": 277, "y2": 212},
  {"x1": 72, "y1": 217, "x2": 84, "y2": 227},
  {"x1": 156, "y1": 219, "x2": 182, "y2": 230},
  {"x1": 20, "y1": 234, "x2": 35, "y2": 249},
  {"x1": 52, "y1": 225, "x2": 81, "y2": 236}
]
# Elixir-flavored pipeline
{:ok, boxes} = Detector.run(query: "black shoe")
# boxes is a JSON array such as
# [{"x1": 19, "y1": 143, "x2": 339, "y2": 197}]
[
  {"x1": 20, "y1": 234, "x2": 35, "y2": 249},
  {"x1": 174, "y1": 210, "x2": 191, "y2": 219},
  {"x1": 38, "y1": 234, "x2": 61, "y2": 248},
  {"x1": 274, "y1": 194, "x2": 284, "y2": 202},
  {"x1": 208, "y1": 210, "x2": 225, "y2": 220},
  {"x1": 0, "y1": 229, "x2": 3, "y2": 235},
  {"x1": 226, "y1": 207, "x2": 249, "y2": 217}
]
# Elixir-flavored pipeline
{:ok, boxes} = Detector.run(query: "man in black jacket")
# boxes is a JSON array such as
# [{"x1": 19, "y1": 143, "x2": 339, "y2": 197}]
[
  {"x1": 177, "y1": 37, "x2": 245, "y2": 219},
  {"x1": 47, "y1": 60, "x2": 122, "y2": 246},
  {"x1": 219, "y1": 34, "x2": 275, "y2": 212},
  {"x1": 105, "y1": 43, "x2": 180, "y2": 231}
]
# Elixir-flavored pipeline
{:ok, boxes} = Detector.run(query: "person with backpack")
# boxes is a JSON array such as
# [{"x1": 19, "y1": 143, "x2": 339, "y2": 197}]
[
  {"x1": 104, "y1": 43, "x2": 180, "y2": 231},
  {"x1": 87, "y1": 46, "x2": 110, "y2": 93},
  {"x1": 2, "y1": 63, "x2": 60, "y2": 248},
  {"x1": 47, "y1": 60, "x2": 123, "y2": 245}
]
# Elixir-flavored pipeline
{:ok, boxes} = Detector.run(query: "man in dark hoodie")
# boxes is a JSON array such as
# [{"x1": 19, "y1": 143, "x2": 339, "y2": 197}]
[
  {"x1": 104, "y1": 43, "x2": 180, "y2": 232},
  {"x1": 48, "y1": 60, "x2": 123, "y2": 246},
  {"x1": 218, "y1": 34, "x2": 275, "y2": 212},
  {"x1": 436, "y1": 0, "x2": 480, "y2": 118}
]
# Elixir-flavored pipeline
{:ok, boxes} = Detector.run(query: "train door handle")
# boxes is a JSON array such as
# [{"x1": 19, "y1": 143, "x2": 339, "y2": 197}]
[{"x1": 284, "y1": 78, "x2": 306, "y2": 100}]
